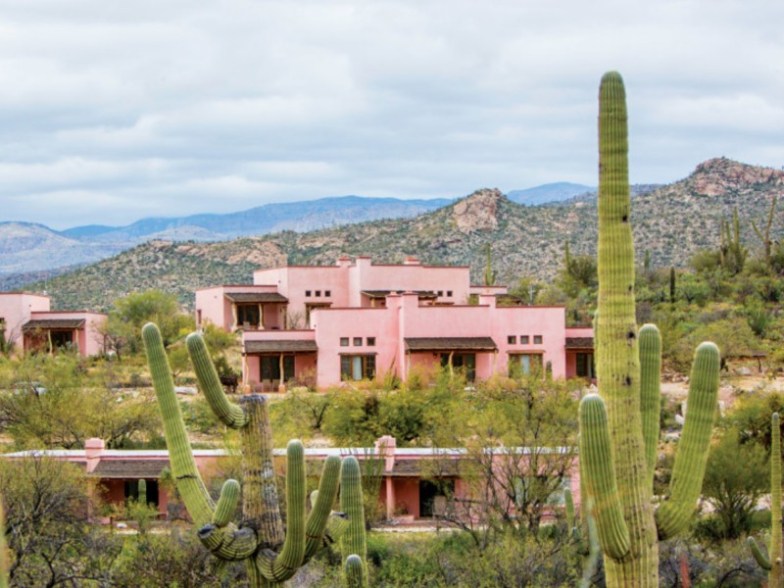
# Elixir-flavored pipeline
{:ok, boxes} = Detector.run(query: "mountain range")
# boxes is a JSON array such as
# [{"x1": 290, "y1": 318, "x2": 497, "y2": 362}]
[
  {"x1": 0, "y1": 182, "x2": 602, "y2": 282},
  {"x1": 15, "y1": 157, "x2": 784, "y2": 312}
]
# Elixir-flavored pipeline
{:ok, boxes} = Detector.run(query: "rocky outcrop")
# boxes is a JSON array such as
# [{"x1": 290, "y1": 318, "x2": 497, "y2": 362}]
[
  {"x1": 452, "y1": 188, "x2": 503, "y2": 233},
  {"x1": 689, "y1": 157, "x2": 784, "y2": 196}
]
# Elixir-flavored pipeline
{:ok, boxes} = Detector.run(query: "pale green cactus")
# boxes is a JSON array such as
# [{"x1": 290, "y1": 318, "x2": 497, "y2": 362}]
[
  {"x1": 340, "y1": 456, "x2": 368, "y2": 586},
  {"x1": 578, "y1": 72, "x2": 720, "y2": 587},
  {"x1": 143, "y1": 323, "x2": 357, "y2": 587},
  {"x1": 748, "y1": 412, "x2": 783, "y2": 587}
]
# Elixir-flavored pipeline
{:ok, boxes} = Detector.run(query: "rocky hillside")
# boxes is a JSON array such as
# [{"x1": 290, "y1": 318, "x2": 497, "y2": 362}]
[{"x1": 23, "y1": 158, "x2": 784, "y2": 312}]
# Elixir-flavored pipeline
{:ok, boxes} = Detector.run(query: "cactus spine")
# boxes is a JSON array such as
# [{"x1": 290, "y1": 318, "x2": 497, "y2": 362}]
[
  {"x1": 579, "y1": 72, "x2": 720, "y2": 587},
  {"x1": 748, "y1": 412, "x2": 783, "y2": 587},
  {"x1": 142, "y1": 323, "x2": 351, "y2": 587},
  {"x1": 340, "y1": 456, "x2": 368, "y2": 586}
]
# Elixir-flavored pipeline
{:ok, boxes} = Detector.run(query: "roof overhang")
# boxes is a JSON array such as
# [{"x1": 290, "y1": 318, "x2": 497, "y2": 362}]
[
  {"x1": 404, "y1": 337, "x2": 497, "y2": 352},
  {"x1": 225, "y1": 292, "x2": 288, "y2": 304},
  {"x1": 23, "y1": 319, "x2": 85, "y2": 332},
  {"x1": 244, "y1": 340, "x2": 318, "y2": 354}
]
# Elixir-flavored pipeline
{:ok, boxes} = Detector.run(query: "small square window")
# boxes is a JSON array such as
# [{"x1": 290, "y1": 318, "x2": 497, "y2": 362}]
[
  {"x1": 315, "y1": 290, "x2": 321, "y2": 297},
  {"x1": 447, "y1": 290, "x2": 453, "y2": 297},
  {"x1": 340, "y1": 337, "x2": 349, "y2": 347},
  {"x1": 437, "y1": 290, "x2": 444, "y2": 296},
  {"x1": 367, "y1": 337, "x2": 376, "y2": 346},
  {"x1": 533, "y1": 335, "x2": 543, "y2": 344},
  {"x1": 353, "y1": 337, "x2": 363, "y2": 346},
  {"x1": 507, "y1": 335, "x2": 517, "y2": 344},
  {"x1": 325, "y1": 290, "x2": 331, "y2": 297},
  {"x1": 520, "y1": 336, "x2": 530, "y2": 344},
  {"x1": 306, "y1": 290, "x2": 312, "y2": 297}
]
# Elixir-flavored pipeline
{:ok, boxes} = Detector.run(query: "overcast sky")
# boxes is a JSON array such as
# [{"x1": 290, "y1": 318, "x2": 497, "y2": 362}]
[{"x1": 1, "y1": 0, "x2": 783, "y2": 229}]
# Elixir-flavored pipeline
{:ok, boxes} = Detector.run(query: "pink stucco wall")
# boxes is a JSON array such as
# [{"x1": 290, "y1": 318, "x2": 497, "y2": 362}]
[
  {"x1": 26, "y1": 310, "x2": 107, "y2": 357},
  {"x1": 302, "y1": 291, "x2": 574, "y2": 387},
  {"x1": 0, "y1": 292, "x2": 50, "y2": 351},
  {"x1": 195, "y1": 285, "x2": 284, "y2": 331},
  {"x1": 251, "y1": 256, "x2": 473, "y2": 323}
]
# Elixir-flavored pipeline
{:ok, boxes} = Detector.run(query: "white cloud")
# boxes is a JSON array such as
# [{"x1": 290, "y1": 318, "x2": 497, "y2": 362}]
[{"x1": 0, "y1": 0, "x2": 782, "y2": 228}]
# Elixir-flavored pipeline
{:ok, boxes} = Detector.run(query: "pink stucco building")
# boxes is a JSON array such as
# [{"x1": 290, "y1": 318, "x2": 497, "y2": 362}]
[
  {"x1": 4, "y1": 435, "x2": 580, "y2": 526},
  {"x1": 0, "y1": 292, "x2": 107, "y2": 357},
  {"x1": 195, "y1": 257, "x2": 593, "y2": 390}
]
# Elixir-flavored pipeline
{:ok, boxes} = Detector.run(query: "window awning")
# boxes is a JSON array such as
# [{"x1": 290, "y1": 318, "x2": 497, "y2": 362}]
[
  {"x1": 244, "y1": 340, "x2": 318, "y2": 354},
  {"x1": 565, "y1": 337, "x2": 594, "y2": 349},
  {"x1": 225, "y1": 292, "x2": 288, "y2": 303},
  {"x1": 404, "y1": 337, "x2": 497, "y2": 352},
  {"x1": 23, "y1": 319, "x2": 85, "y2": 332}
]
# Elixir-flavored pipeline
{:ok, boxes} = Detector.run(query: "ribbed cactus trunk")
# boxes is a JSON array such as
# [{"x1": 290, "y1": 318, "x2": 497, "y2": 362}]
[
  {"x1": 340, "y1": 456, "x2": 368, "y2": 586},
  {"x1": 772, "y1": 412, "x2": 783, "y2": 587},
  {"x1": 596, "y1": 71, "x2": 658, "y2": 586},
  {"x1": 749, "y1": 412, "x2": 783, "y2": 587}
]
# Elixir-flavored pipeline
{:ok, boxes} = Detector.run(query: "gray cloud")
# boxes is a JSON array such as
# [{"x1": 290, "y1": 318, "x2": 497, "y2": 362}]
[{"x1": 0, "y1": 0, "x2": 782, "y2": 228}]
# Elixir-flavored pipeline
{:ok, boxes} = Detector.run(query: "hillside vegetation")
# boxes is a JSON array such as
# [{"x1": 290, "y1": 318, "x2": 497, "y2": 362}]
[{"x1": 25, "y1": 157, "x2": 784, "y2": 311}]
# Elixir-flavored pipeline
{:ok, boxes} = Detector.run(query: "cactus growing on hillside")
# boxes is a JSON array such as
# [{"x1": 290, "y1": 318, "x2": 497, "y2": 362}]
[
  {"x1": 578, "y1": 72, "x2": 720, "y2": 587},
  {"x1": 142, "y1": 323, "x2": 360, "y2": 587},
  {"x1": 748, "y1": 412, "x2": 783, "y2": 587}
]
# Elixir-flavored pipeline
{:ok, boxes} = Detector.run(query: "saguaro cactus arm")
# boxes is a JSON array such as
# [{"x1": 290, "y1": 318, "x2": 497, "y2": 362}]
[
  {"x1": 748, "y1": 412, "x2": 782, "y2": 586},
  {"x1": 143, "y1": 323, "x2": 215, "y2": 526},
  {"x1": 655, "y1": 342, "x2": 720, "y2": 539},
  {"x1": 186, "y1": 333, "x2": 246, "y2": 428},
  {"x1": 639, "y1": 324, "x2": 661, "y2": 484},
  {"x1": 340, "y1": 456, "x2": 368, "y2": 585},
  {"x1": 344, "y1": 554, "x2": 366, "y2": 588},
  {"x1": 579, "y1": 394, "x2": 631, "y2": 561}
]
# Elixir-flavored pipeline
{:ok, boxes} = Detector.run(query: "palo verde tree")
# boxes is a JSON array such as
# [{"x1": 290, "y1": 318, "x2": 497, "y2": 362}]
[
  {"x1": 578, "y1": 72, "x2": 720, "y2": 587},
  {"x1": 143, "y1": 323, "x2": 366, "y2": 587}
]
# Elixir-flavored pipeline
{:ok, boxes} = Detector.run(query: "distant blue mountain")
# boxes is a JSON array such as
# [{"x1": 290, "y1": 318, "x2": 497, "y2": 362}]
[
  {"x1": 62, "y1": 195, "x2": 455, "y2": 243},
  {"x1": 506, "y1": 182, "x2": 594, "y2": 205}
]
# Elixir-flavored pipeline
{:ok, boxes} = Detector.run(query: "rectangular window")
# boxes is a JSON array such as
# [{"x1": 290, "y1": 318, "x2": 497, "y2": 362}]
[
  {"x1": 440, "y1": 353, "x2": 476, "y2": 382},
  {"x1": 305, "y1": 290, "x2": 312, "y2": 297},
  {"x1": 340, "y1": 337, "x2": 349, "y2": 347},
  {"x1": 533, "y1": 335, "x2": 543, "y2": 344},
  {"x1": 353, "y1": 337, "x2": 363, "y2": 346},
  {"x1": 261, "y1": 355, "x2": 295, "y2": 381},
  {"x1": 576, "y1": 352, "x2": 595, "y2": 379},
  {"x1": 315, "y1": 290, "x2": 321, "y2": 297},
  {"x1": 437, "y1": 290, "x2": 444, "y2": 297},
  {"x1": 236, "y1": 304, "x2": 260, "y2": 328},
  {"x1": 325, "y1": 290, "x2": 331, "y2": 297},
  {"x1": 507, "y1": 335, "x2": 517, "y2": 344},
  {"x1": 509, "y1": 353, "x2": 543, "y2": 377},
  {"x1": 520, "y1": 335, "x2": 530, "y2": 344},
  {"x1": 340, "y1": 355, "x2": 376, "y2": 381},
  {"x1": 447, "y1": 290, "x2": 453, "y2": 297},
  {"x1": 366, "y1": 337, "x2": 376, "y2": 346}
]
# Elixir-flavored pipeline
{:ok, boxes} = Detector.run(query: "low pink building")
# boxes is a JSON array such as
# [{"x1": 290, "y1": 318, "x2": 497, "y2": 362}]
[
  {"x1": 0, "y1": 292, "x2": 107, "y2": 357},
  {"x1": 3, "y1": 436, "x2": 580, "y2": 526},
  {"x1": 196, "y1": 257, "x2": 593, "y2": 390},
  {"x1": 0, "y1": 292, "x2": 51, "y2": 351}
]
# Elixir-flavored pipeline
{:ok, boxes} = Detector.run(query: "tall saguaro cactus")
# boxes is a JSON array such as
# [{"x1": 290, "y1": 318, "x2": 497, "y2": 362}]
[
  {"x1": 142, "y1": 323, "x2": 351, "y2": 587},
  {"x1": 340, "y1": 456, "x2": 368, "y2": 585},
  {"x1": 579, "y1": 72, "x2": 720, "y2": 587},
  {"x1": 748, "y1": 412, "x2": 783, "y2": 587}
]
